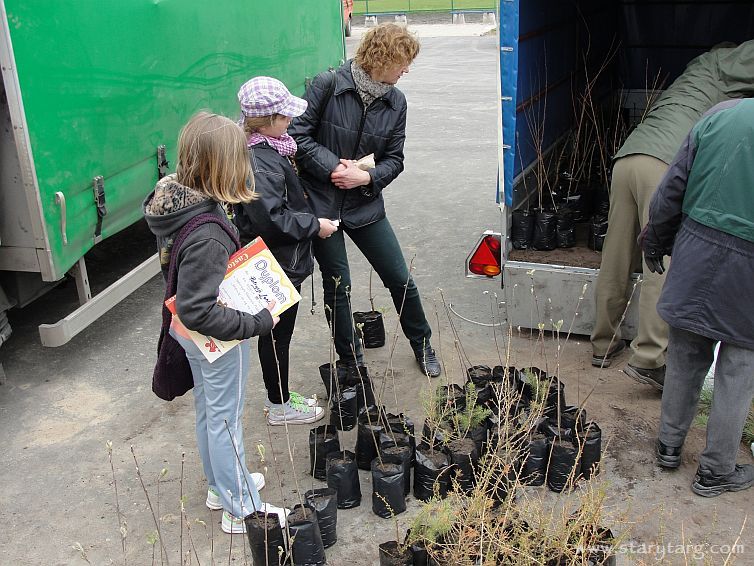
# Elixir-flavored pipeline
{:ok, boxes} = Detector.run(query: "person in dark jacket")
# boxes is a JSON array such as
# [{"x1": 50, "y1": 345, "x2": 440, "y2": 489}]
[
  {"x1": 234, "y1": 76, "x2": 337, "y2": 426},
  {"x1": 289, "y1": 23, "x2": 442, "y2": 377},
  {"x1": 641, "y1": 98, "x2": 754, "y2": 497},
  {"x1": 591, "y1": 40, "x2": 754, "y2": 386},
  {"x1": 144, "y1": 112, "x2": 288, "y2": 533}
]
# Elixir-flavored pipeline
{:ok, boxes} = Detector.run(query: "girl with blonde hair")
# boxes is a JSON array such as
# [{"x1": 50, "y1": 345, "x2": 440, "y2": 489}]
[{"x1": 144, "y1": 111, "x2": 288, "y2": 533}]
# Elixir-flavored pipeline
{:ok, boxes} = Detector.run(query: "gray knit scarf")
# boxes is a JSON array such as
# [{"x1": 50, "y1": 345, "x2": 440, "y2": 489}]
[{"x1": 351, "y1": 60, "x2": 392, "y2": 108}]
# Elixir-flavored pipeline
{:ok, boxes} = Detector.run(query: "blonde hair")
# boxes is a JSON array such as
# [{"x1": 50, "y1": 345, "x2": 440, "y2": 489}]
[
  {"x1": 242, "y1": 113, "x2": 283, "y2": 136},
  {"x1": 176, "y1": 111, "x2": 256, "y2": 204},
  {"x1": 355, "y1": 23, "x2": 420, "y2": 76}
]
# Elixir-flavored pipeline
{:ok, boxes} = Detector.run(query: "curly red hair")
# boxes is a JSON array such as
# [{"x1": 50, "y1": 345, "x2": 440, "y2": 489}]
[{"x1": 355, "y1": 23, "x2": 420, "y2": 76}]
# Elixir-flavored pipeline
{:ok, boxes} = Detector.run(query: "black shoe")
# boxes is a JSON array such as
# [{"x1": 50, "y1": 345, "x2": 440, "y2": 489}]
[
  {"x1": 656, "y1": 440, "x2": 682, "y2": 469},
  {"x1": 691, "y1": 464, "x2": 754, "y2": 498},
  {"x1": 591, "y1": 340, "x2": 626, "y2": 368},
  {"x1": 624, "y1": 364, "x2": 665, "y2": 391},
  {"x1": 415, "y1": 345, "x2": 442, "y2": 378}
]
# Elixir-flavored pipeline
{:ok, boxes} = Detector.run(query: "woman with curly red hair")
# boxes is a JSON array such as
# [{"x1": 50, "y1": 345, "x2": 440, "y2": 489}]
[{"x1": 290, "y1": 23, "x2": 441, "y2": 378}]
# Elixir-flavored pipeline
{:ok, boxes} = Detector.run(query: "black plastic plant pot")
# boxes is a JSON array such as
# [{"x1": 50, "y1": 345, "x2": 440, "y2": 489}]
[
  {"x1": 436, "y1": 383, "x2": 466, "y2": 413},
  {"x1": 318, "y1": 362, "x2": 347, "y2": 400},
  {"x1": 409, "y1": 539, "x2": 429, "y2": 566},
  {"x1": 447, "y1": 437, "x2": 479, "y2": 494},
  {"x1": 532, "y1": 209, "x2": 558, "y2": 251},
  {"x1": 304, "y1": 488, "x2": 338, "y2": 549},
  {"x1": 329, "y1": 385, "x2": 358, "y2": 431},
  {"x1": 353, "y1": 310, "x2": 386, "y2": 348},
  {"x1": 544, "y1": 379, "x2": 567, "y2": 417},
  {"x1": 467, "y1": 423, "x2": 489, "y2": 457},
  {"x1": 547, "y1": 439, "x2": 579, "y2": 493},
  {"x1": 421, "y1": 418, "x2": 449, "y2": 451},
  {"x1": 287, "y1": 503, "x2": 326, "y2": 566},
  {"x1": 466, "y1": 378, "x2": 493, "y2": 406},
  {"x1": 382, "y1": 444, "x2": 413, "y2": 496},
  {"x1": 386, "y1": 412, "x2": 416, "y2": 453},
  {"x1": 356, "y1": 407, "x2": 385, "y2": 470},
  {"x1": 371, "y1": 459, "x2": 407, "y2": 518},
  {"x1": 549, "y1": 405, "x2": 586, "y2": 437},
  {"x1": 346, "y1": 366, "x2": 376, "y2": 414},
  {"x1": 309, "y1": 424, "x2": 341, "y2": 481},
  {"x1": 556, "y1": 209, "x2": 576, "y2": 248},
  {"x1": 466, "y1": 364, "x2": 492, "y2": 384},
  {"x1": 244, "y1": 510, "x2": 288, "y2": 566},
  {"x1": 326, "y1": 450, "x2": 361, "y2": 509},
  {"x1": 577, "y1": 422, "x2": 602, "y2": 480},
  {"x1": 511, "y1": 209, "x2": 535, "y2": 250},
  {"x1": 589, "y1": 214, "x2": 608, "y2": 251},
  {"x1": 585, "y1": 527, "x2": 616, "y2": 566},
  {"x1": 413, "y1": 444, "x2": 451, "y2": 501},
  {"x1": 378, "y1": 541, "x2": 413, "y2": 566},
  {"x1": 521, "y1": 433, "x2": 549, "y2": 486}
]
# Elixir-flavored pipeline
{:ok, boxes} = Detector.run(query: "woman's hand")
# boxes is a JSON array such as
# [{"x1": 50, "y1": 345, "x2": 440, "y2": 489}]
[
  {"x1": 266, "y1": 301, "x2": 280, "y2": 328},
  {"x1": 317, "y1": 218, "x2": 338, "y2": 238},
  {"x1": 331, "y1": 159, "x2": 371, "y2": 189}
]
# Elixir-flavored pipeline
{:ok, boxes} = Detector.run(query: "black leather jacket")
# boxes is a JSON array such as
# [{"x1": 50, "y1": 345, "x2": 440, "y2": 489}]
[
  {"x1": 289, "y1": 60, "x2": 408, "y2": 228},
  {"x1": 233, "y1": 142, "x2": 319, "y2": 287}
]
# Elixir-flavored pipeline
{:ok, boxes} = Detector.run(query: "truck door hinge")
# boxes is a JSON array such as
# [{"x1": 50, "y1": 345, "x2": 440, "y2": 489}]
[
  {"x1": 92, "y1": 175, "x2": 107, "y2": 244},
  {"x1": 157, "y1": 145, "x2": 169, "y2": 179}
]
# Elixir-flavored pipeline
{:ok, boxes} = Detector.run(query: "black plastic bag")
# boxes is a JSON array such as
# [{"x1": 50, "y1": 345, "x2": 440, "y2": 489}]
[
  {"x1": 549, "y1": 405, "x2": 586, "y2": 436},
  {"x1": 556, "y1": 209, "x2": 576, "y2": 248},
  {"x1": 544, "y1": 379, "x2": 567, "y2": 418},
  {"x1": 353, "y1": 310, "x2": 386, "y2": 348},
  {"x1": 521, "y1": 433, "x2": 549, "y2": 486},
  {"x1": 467, "y1": 423, "x2": 489, "y2": 457},
  {"x1": 382, "y1": 444, "x2": 412, "y2": 496},
  {"x1": 592, "y1": 187, "x2": 610, "y2": 217},
  {"x1": 378, "y1": 541, "x2": 413, "y2": 566},
  {"x1": 532, "y1": 210, "x2": 558, "y2": 251},
  {"x1": 329, "y1": 385, "x2": 358, "y2": 431},
  {"x1": 386, "y1": 412, "x2": 416, "y2": 454},
  {"x1": 577, "y1": 422, "x2": 602, "y2": 480},
  {"x1": 564, "y1": 189, "x2": 591, "y2": 223},
  {"x1": 326, "y1": 450, "x2": 361, "y2": 509},
  {"x1": 318, "y1": 362, "x2": 347, "y2": 400},
  {"x1": 371, "y1": 459, "x2": 407, "y2": 518},
  {"x1": 435, "y1": 383, "x2": 466, "y2": 413},
  {"x1": 547, "y1": 439, "x2": 579, "y2": 493},
  {"x1": 447, "y1": 438, "x2": 478, "y2": 494},
  {"x1": 309, "y1": 425, "x2": 340, "y2": 481},
  {"x1": 346, "y1": 366, "x2": 376, "y2": 414},
  {"x1": 413, "y1": 445, "x2": 451, "y2": 501},
  {"x1": 288, "y1": 504, "x2": 326, "y2": 566},
  {"x1": 244, "y1": 511, "x2": 288, "y2": 566},
  {"x1": 589, "y1": 214, "x2": 609, "y2": 251},
  {"x1": 511, "y1": 209, "x2": 535, "y2": 250},
  {"x1": 356, "y1": 407, "x2": 385, "y2": 470},
  {"x1": 466, "y1": 364, "x2": 492, "y2": 382},
  {"x1": 304, "y1": 488, "x2": 338, "y2": 549},
  {"x1": 421, "y1": 418, "x2": 450, "y2": 450}
]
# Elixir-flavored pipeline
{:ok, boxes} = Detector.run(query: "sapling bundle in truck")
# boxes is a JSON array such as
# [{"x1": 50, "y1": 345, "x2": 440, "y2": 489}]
[
  {"x1": 466, "y1": 0, "x2": 754, "y2": 336},
  {"x1": 0, "y1": 0, "x2": 346, "y2": 348}
]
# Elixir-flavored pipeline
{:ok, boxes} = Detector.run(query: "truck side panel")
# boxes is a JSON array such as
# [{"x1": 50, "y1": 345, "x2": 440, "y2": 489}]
[{"x1": 2, "y1": 0, "x2": 345, "y2": 281}]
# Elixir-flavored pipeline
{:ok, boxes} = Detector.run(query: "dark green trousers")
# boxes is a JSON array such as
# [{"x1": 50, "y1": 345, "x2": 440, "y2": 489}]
[{"x1": 313, "y1": 217, "x2": 432, "y2": 364}]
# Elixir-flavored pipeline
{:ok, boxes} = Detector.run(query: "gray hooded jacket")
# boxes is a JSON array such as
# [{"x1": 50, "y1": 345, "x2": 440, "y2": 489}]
[{"x1": 143, "y1": 175, "x2": 273, "y2": 341}]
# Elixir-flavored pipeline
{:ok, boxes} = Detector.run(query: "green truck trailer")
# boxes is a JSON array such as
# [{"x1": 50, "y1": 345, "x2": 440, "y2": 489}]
[{"x1": 0, "y1": 0, "x2": 347, "y2": 348}]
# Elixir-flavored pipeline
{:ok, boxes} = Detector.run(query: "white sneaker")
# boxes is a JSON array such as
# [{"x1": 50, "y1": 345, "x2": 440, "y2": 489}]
[
  {"x1": 264, "y1": 391, "x2": 318, "y2": 408},
  {"x1": 206, "y1": 473, "x2": 265, "y2": 510},
  {"x1": 267, "y1": 399, "x2": 325, "y2": 426},
  {"x1": 221, "y1": 503, "x2": 290, "y2": 534}
]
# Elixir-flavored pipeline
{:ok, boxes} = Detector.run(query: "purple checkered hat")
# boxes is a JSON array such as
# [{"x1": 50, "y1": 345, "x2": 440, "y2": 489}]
[{"x1": 237, "y1": 76, "x2": 308, "y2": 118}]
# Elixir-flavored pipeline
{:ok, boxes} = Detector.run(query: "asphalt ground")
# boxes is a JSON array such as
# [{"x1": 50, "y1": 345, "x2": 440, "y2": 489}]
[{"x1": 2, "y1": 21, "x2": 753, "y2": 566}]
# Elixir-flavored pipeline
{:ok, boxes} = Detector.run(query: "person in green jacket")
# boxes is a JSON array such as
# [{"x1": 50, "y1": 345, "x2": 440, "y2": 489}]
[
  {"x1": 590, "y1": 40, "x2": 754, "y2": 389},
  {"x1": 641, "y1": 98, "x2": 754, "y2": 497}
]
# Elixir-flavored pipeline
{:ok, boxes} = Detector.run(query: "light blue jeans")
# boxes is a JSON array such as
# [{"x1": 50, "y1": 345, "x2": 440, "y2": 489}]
[{"x1": 172, "y1": 330, "x2": 262, "y2": 517}]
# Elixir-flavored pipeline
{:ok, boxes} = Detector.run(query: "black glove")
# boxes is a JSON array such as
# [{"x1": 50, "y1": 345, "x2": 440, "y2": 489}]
[{"x1": 644, "y1": 248, "x2": 666, "y2": 275}]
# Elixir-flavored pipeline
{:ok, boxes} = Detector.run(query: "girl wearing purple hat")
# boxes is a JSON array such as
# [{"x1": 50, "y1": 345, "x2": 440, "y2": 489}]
[{"x1": 234, "y1": 76, "x2": 338, "y2": 426}]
